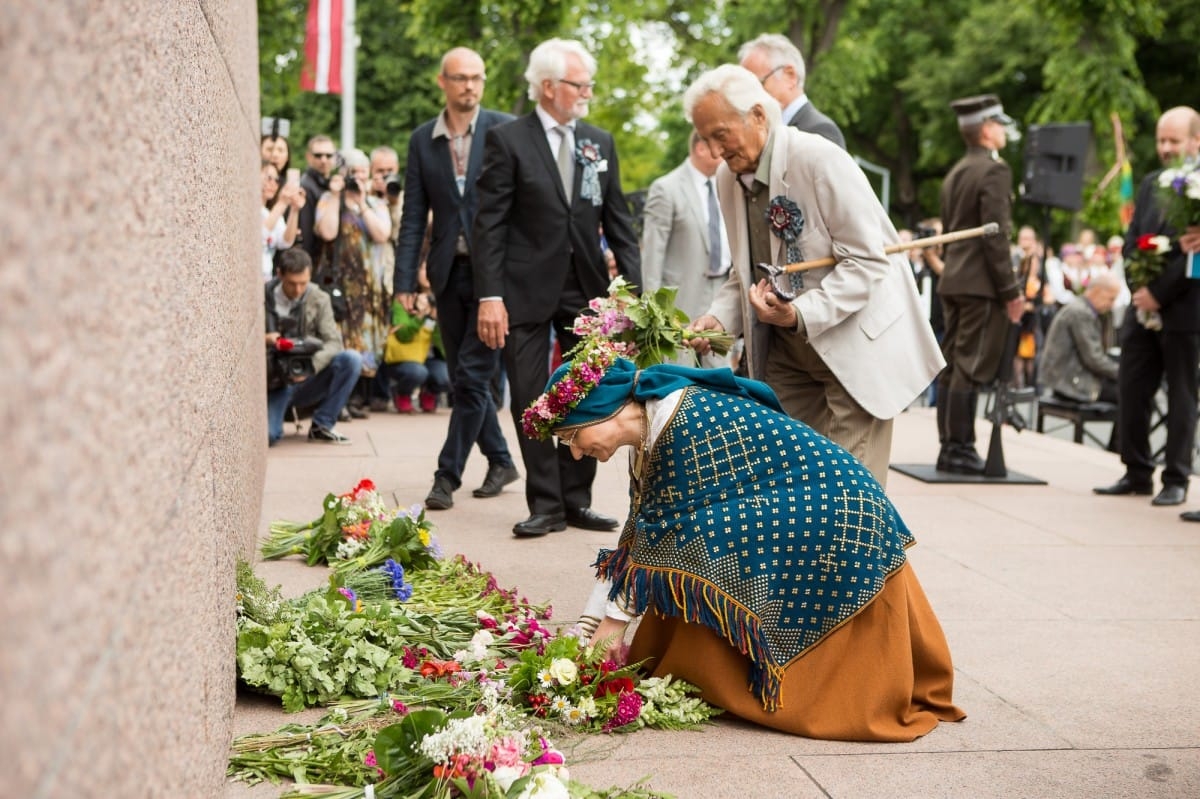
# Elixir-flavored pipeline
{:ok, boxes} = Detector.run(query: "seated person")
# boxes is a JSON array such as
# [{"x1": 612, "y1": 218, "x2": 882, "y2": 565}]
[
  {"x1": 523, "y1": 340, "x2": 965, "y2": 742},
  {"x1": 265, "y1": 249, "x2": 362, "y2": 444},
  {"x1": 1039, "y1": 271, "x2": 1122, "y2": 405},
  {"x1": 374, "y1": 292, "x2": 450, "y2": 413}
]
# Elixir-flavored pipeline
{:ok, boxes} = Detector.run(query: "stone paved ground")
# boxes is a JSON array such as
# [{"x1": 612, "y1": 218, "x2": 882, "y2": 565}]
[{"x1": 228, "y1": 403, "x2": 1200, "y2": 799}]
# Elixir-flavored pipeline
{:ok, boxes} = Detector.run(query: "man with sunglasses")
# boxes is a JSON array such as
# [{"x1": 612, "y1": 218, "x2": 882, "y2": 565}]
[
  {"x1": 473, "y1": 37, "x2": 641, "y2": 537},
  {"x1": 298, "y1": 135, "x2": 338, "y2": 259},
  {"x1": 738, "y1": 34, "x2": 845, "y2": 150}
]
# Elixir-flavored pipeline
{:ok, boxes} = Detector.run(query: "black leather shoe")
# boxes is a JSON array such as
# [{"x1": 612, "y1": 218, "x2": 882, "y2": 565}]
[
  {"x1": 565, "y1": 507, "x2": 619, "y2": 531},
  {"x1": 1152, "y1": 485, "x2": 1187, "y2": 506},
  {"x1": 513, "y1": 513, "x2": 567, "y2": 537},
  {"x1": 937, "y1": 446, "x2": 986, "y2": 475},
  {"x1": 424, "y1": 477, "x2": 455, "y2": 510},
  {"x1": 1180, "y1": 509, "x2": 1200, "y2": 522},
  {"x1": 472, "y1": 464, "x2": 520, "y2": 498},
  {"x1": 1093, "y1": 476, "x2": 1154, "y2": 496}
]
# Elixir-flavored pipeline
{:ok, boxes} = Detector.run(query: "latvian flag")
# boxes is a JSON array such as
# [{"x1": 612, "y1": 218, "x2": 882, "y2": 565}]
[{"x1": 300, "y1": 0, "x2": 343, "y2": 94}]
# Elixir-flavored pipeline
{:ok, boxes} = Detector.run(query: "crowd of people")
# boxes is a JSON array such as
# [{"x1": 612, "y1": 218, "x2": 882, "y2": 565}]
[{"x1": 257, "y1": 31, "x2": 1200, "y2": 741}]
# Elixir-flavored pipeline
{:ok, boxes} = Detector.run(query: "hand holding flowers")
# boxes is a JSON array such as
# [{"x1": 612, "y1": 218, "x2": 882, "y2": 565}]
[
  {"x1": 571, "y1": 276, "x2": 732, "y2": 368},
  {"x1": 1126, "y1": 234, "x2": 1170, "y2": 330}
]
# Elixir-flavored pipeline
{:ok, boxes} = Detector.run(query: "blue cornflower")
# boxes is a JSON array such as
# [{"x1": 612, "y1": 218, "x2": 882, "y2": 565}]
[{"x1": 379, "y1": 558, "x2": 413, "y2": 602}]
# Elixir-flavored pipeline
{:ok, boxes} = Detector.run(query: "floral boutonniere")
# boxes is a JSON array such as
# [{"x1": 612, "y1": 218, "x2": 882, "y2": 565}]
[{"x1": 575, "y1": 138, "x2": 606, "y2": 207}]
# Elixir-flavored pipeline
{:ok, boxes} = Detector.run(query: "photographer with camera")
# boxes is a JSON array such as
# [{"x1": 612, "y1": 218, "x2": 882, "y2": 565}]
[
  {"x1": 369, "y1": 145, "x2": 403, "y2": 303},
  {"x1": 315, "y1": 149, "x2": 392, "y2": 417},
  {"x1": 266, "y1": 248, "x2": 362, "y2": 445}
]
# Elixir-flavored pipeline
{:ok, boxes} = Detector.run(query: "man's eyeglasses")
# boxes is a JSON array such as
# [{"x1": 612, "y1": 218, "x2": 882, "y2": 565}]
[
  {"x1": 444, "y1": 74, "x2": 486, "y2": 85},
  {"x1": 558, "y1": 78, "x2": 596, "y2": 92},
  {"x1": 311, "y1": 152, "x2": 336, "y2": 159},
  {"x1": 758, "y1": 65, "x2": 785, "y2": 85}
]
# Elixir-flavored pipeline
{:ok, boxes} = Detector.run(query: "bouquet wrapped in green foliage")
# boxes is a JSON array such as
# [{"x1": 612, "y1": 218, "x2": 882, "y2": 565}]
[
  {"x1": 260, "y1": 478, "x2": 439, "y2": 577},
  {"x1": 571, "y1": 277, "x2": 732, "y2": 368}
]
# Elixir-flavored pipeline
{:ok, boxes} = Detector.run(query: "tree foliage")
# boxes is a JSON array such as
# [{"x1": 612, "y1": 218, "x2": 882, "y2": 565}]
[{"x1": 259, "y1": 0, "x2": 1191, "y2": 242}]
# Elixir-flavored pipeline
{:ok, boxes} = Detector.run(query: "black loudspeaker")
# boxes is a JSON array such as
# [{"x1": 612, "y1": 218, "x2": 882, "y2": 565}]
[{"x1": 1020, "y1": 123, "x2": 1091, "y2": 211}]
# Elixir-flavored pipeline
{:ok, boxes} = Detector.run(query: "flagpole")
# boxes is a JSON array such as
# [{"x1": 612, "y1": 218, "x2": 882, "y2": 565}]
[{"x1": 340, "y1": 0, "x2": 356, "y2": 150}]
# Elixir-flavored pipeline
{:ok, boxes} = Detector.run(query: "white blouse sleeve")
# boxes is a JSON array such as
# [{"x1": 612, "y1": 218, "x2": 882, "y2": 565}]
[{"x1": 578, "y1": 389, "x2": 687, "y2": 632}]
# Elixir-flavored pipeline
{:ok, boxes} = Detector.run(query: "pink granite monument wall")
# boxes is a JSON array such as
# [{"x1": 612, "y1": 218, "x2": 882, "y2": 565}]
[{"x1": 0, "y1": 3, "x2": 264, "y2": 795}]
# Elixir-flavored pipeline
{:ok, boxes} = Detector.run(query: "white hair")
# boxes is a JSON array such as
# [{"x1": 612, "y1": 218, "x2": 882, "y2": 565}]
[
  {"x1": 738, "y1": 33, "x2": 807, "y2": 90},
  {"x1": 524, "y1": 38, "x2": 597, "y2": 102},
  {"x1": 683, "y1": 64, "x2": 782, "y2": 130},
  {"x1": 340, "y1": 148, "x2": 369, "y2": 171}
]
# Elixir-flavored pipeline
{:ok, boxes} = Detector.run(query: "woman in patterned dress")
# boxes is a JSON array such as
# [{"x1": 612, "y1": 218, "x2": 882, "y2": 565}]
[{"x1": 523, "y1": 341, "x2": 965, "y2": 741}]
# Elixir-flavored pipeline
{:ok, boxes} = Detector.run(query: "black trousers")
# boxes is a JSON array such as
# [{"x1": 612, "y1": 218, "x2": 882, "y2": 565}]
[
  {"x1": 1116, "y1": 320, "x2": 1199, "y2": 487},
  {"x1": 503, "y1": 295, "x2": 596, "y2": 516},
  {"x1": 433, "y1": 259, "x2": 514, "y2": 487}
]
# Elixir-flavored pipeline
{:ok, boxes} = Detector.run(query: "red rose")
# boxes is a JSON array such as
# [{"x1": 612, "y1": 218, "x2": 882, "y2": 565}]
[
  {"x1": 1137, "y1": 234, "x2": 1157, "y2": 251},
  {"x1": 594, "y1": 676, "x2": 635, "y2": 697}
]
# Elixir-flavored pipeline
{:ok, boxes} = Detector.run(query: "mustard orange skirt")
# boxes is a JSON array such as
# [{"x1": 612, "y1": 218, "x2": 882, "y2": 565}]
[{"x1": 626, "y1": 562, "x2": 966, "y2": 741}]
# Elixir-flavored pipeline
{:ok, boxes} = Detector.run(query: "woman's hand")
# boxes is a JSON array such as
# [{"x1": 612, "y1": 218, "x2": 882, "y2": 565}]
[
  {"x1": 687, "y1": 315, "x2": 725, "y2": 354},
  {"x1": 588, "y1": 617, "x2": 630, "y2": 663}
]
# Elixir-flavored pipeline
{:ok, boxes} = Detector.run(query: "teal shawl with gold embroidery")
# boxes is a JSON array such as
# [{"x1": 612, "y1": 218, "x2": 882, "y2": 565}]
[{"x1": 596, "y1": 387, "x2": 913, "y2": 711}]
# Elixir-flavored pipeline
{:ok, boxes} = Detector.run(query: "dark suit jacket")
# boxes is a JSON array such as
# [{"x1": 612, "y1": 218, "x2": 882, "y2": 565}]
[
  {"x1": 472, "y1": 113, "x2": 641, "y2": 325},
  {"x1": 788, "y1": 102, "x2": 845, "y2": 150},
  {"x1": 393, "y1": 108, "x2": 515, "y2": 298},
  {"x1": 938, "y1": 146, "x2": 1018, "y2": 301},
  {"x1": 1123, "y1": 170, "x2": 1200, "y2": 332}
]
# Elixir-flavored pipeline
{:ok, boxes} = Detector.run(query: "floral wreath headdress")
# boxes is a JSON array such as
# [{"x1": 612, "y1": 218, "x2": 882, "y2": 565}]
[{"x1": 522, "y1": 338, "x2": 622, "y2": 440}]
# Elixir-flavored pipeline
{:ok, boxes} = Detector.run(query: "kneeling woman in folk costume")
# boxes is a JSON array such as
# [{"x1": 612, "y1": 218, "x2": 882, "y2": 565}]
[{"x1": 522, "y1": 339, "x2": 965, "y2": 742}]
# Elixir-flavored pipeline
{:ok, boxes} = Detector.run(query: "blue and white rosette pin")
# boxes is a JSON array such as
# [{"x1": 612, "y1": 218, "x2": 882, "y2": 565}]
[
  {"x1": 766, "y1": 196, "x2": 804, "y2": 294},
  {"x1": 576, "y1": 138, "x2": 604, "y2": 207}
]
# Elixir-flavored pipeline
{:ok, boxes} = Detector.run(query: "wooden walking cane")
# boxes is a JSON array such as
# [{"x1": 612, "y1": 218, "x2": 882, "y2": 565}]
[{"x1": 762, "y1": 222, "x2": 1002, "y2": 299}]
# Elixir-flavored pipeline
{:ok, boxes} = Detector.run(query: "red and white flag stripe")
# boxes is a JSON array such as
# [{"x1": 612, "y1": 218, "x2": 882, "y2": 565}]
[{"x1": 300, "y1": 0, "x2": 343, "y2": 95}]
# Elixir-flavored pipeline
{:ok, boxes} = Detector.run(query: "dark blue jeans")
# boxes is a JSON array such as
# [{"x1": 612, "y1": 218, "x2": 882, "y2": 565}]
[
  {"x1": 375, "y1": 357, "x2": 450, "y2": 398},
  {"x1": 267, "y1": 349, "x2": 363, "y2": 443}
]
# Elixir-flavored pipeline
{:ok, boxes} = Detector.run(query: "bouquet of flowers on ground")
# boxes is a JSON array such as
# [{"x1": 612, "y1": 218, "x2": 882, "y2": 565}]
[
  {"x1": 572, "y1": 277, "x2": 732, "y2": 368},
  {"x1": 1125, "y1": 233, "x2": 1171, "y2": 330},
  {"x1": 260, "y1": 478, "x2": 439, "y2": 577},
  {"x1": 504, "y1": 633, "x2": 720, "y2": 733},
  {"x1": 235, "y1": 558, "x2": 551, "y2": 711},
  {"x1": 1157, "y1": 160, "x2": 1200, "y2": 233},
  {"x1": 232, "y1": 688, "x2": 670, "y2": 798}
]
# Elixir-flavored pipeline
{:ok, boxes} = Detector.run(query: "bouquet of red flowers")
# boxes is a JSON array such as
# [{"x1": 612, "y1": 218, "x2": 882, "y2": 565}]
[{"x1": 1125, "y1": 234, "x2": 1171, "y2": 330}]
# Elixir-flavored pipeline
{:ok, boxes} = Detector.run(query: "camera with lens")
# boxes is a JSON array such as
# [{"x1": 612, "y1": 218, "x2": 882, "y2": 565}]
[
  {"x1": 344, "y1": 174, "x2": 361, "y2": 194},
  {"x1": 384, "y1": 174, "x2": 402, "y2": 198},
  {"x1": 915, "y1": 225, "x2": 938, "y2": 240},
  {"x1": 266, "y1": 335, "x2": 322, "y2": 391}
]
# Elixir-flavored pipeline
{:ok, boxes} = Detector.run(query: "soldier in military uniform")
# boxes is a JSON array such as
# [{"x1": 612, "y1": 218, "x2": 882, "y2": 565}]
[{"x1": 935, "y1": 94, "x2": 1024, "y2": 474}]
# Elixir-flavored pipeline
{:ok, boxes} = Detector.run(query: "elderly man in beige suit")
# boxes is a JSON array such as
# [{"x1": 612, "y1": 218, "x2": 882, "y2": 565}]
[{"x1": 686, "y1": 65, "x2": 943, "y2": 484}]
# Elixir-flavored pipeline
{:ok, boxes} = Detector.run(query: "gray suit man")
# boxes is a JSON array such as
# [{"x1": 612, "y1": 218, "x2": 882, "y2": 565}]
[
  {"x1": 739, "y1": 33, "x2": 846, "y2": 149},
  {"x1": 640, "y1": 133, "x2": 731, "y2": 358},
  {"x1": 1040, "y1": 273, "x2": 1122, "y2": 403}
]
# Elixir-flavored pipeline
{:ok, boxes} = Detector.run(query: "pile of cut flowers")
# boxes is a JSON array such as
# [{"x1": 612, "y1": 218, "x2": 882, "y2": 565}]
[{"x1": 232, "y1": 479, "x2": 720, "y2": 798}]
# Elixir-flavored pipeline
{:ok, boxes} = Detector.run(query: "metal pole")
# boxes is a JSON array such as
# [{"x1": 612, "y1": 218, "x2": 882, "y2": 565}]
[{"x1": 340, "y1": 0, "x2": 356, "y2": 150}]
